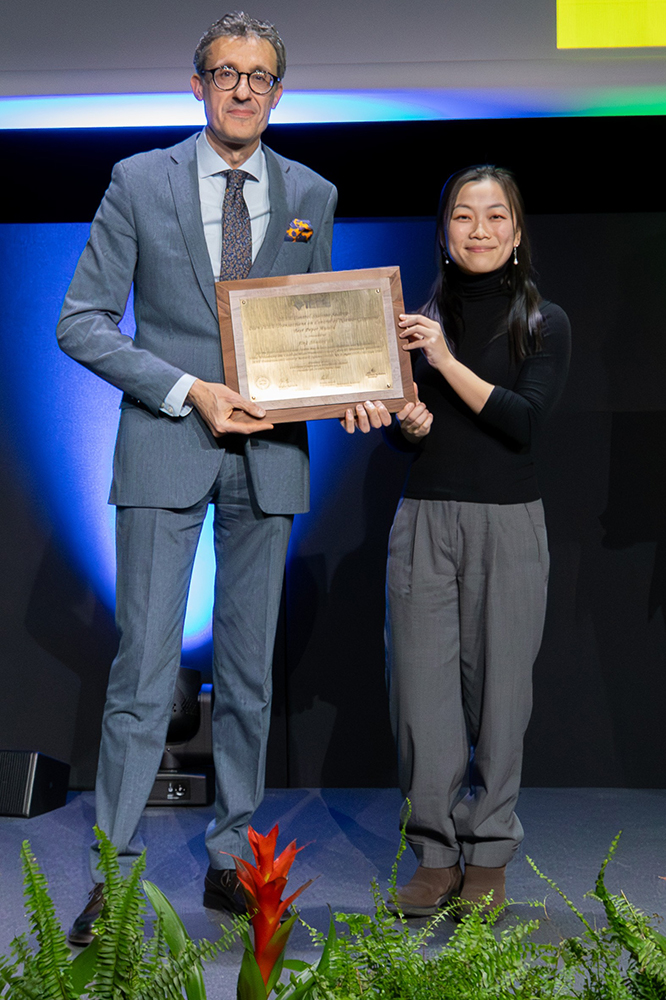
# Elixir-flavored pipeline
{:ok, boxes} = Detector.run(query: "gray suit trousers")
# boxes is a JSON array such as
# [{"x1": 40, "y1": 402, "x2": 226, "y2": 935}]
[
  {"x1": 91, "y1": 448, "x2": 292, "y2": 879},
  {"x1": 385, "y1": 498, "x2": 549, "y2": 869}
]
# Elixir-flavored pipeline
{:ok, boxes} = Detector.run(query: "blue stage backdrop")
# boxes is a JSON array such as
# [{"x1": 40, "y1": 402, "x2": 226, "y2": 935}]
[{"x1": 0, "y1": 217, "x2": 436, "y2": 653}]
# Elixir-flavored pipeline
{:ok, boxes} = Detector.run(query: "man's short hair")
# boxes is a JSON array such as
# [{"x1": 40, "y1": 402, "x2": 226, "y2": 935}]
[{"x1": 194, "y1": 11, "x2": 286, "y2": 80}]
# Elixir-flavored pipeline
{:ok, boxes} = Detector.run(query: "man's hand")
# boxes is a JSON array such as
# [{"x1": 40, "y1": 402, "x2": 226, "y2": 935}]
[
  {"x1": 396, "y1": 384, "x2": 433, "y2": 441},
  {"x1": 186, "y1": 379, "x2": 274, "y2": 436},
  {"x1": 340, "y1": 400, "x2": 393, "y2": 434}
]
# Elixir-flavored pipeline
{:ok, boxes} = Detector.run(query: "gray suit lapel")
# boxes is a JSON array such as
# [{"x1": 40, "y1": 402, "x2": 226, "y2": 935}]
[
  {"x1": 249, "y1": 147, "x2": 289, "y2": 278},
  {"x1": 167, "y1": 136, "x2": 218, "y2": 318}
]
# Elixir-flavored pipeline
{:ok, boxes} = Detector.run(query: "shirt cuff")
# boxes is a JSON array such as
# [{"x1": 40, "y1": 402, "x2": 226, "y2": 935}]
[{"x1": 160, "y1": 373, "x2": 197, "y2": 417}]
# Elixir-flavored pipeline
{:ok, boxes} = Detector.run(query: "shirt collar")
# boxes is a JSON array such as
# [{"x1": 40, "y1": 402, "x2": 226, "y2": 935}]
[{"x1": 196, "y1": 129, "x2": 264, "y2": 183}]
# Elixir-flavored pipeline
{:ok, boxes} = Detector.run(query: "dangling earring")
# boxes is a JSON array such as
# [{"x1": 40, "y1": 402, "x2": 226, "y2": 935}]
[
  {"x1": 513, "y1": 246, "x2": 519, "y2": 265},
  {"x1": 441, "y1": 245, "x2": 450, "y2": 265}
]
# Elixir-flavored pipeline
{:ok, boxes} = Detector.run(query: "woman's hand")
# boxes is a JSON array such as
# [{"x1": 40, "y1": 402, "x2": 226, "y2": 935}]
[
  {"x1": 398, "y1": 314, "x2": 452, "y2": 370},
  {"x1": 396, "y1": 384, "x2": 433, "y2": 441},
  {"x1": 399, "y1": 316, "x2": 494, "y2": 415}
]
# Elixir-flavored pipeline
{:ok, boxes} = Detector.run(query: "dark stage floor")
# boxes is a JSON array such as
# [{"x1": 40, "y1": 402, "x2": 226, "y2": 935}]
[{"x1": 1, "y1": 788, "x2": 664, "y2": 997}]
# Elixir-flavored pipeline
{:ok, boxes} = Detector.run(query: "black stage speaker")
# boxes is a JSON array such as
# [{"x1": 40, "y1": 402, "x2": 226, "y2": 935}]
[
  {"x1": 0, "y1": 750, "x2": 70, "y2": 817},
  {"x1": 147, "y1": 670, "x2": 214, "y2": 807}
]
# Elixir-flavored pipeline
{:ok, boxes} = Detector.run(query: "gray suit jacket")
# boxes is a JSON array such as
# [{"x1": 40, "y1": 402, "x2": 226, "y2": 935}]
[{"x1": 57, "y1": 133, "x2": 337, "y2": 514}]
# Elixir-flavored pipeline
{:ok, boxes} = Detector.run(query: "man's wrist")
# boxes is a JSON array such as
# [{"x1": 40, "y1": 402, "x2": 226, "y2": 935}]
[
  {"x1": 161, "y1": 373, "x2": 197, "y2": 417},
  {"x1": 186, "y1": 378, "x2": 206, "y2": 407}
]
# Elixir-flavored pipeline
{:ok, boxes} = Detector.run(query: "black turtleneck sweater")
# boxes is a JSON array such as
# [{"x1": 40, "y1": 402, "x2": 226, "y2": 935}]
[{"x1": 400, "y1": 265, "x2": 571, "y2": 505}]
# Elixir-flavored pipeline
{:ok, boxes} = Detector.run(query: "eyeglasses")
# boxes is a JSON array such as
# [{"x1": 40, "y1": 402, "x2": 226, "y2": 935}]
[{"x1": 202, "y1": 65, "x2": 279, "y2": 95}]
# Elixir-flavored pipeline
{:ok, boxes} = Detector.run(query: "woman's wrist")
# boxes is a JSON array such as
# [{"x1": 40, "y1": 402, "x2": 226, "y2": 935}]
[{"x1": 435, "y1": 354, "x2": 458, "y2": 381}]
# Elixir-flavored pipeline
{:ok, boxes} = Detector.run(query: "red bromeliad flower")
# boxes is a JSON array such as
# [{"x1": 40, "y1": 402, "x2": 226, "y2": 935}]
[{"x1": 231, "y1": 825, "x2": 313, "y2": 990}]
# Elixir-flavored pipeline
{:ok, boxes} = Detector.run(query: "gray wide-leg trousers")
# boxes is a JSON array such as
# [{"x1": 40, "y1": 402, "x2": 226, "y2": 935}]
[
  {"x1": 386, "y1": 498, "x2": 549, "y2": 869},
  {"x1": 92, "y1": 450, "x2": 292, "y2": 879}
]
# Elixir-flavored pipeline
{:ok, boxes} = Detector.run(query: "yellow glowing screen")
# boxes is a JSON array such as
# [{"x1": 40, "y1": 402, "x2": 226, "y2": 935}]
[{"x1": 557, "y1": 0, "x2": 666, "y2": 47}]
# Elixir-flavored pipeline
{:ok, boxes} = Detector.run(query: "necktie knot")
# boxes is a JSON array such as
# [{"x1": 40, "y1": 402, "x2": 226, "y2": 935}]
[{"x1": 225, "y1": 169, "x2": 251, "y2": 191}]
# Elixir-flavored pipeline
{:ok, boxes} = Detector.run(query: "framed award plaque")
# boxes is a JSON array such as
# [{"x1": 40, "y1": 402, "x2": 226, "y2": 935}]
[{"x1": 216, "y1": 266, "x2": 415, "y2": 423}]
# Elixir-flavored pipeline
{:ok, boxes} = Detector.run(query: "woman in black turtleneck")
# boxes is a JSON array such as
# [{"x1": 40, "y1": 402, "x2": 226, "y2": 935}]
[{"x1": 385, "y1": 166, "x2": 570, "y2": 918}]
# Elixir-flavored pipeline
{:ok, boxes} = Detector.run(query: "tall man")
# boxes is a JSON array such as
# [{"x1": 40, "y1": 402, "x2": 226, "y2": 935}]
[{"x1": 58, "y1": 12, "x2": 338, "y2": 942}]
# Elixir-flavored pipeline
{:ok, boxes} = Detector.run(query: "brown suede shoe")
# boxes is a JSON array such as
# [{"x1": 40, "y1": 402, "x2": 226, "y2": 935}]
[
  {"x1": 387, "y1": 863, "x2": 462, "y2": 917},
  {"x1": 456, "y1": 864, "x2": 506, "y2": 919}
]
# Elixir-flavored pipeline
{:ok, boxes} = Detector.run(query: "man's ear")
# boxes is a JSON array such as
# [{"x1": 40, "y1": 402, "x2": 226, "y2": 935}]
[
  {"x1": 271, "y1": 82, "x2": 284, "y2": 110},
  {"x1": 191, "y1": 74, "x2": 204, "y2": 102}
]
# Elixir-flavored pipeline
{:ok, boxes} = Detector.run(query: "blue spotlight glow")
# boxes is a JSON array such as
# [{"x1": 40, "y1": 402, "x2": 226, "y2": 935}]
[
  {"x1": 0, "y1": 223, "x2": 119, "y2": 609},
  {"x1": 3, "y1": 86, "x2": 666, "y2": 130},
  {"x1": 0, "y1": 218, "x2": 435, "y2": 652},
  {"x1": 0, "y1": 222, "x2": 213, "y2": 650},
  {"x1": 183, "y1": 506, "x2": 214, "y2": 650},
  {"x1": 0, "y1": 93, "x2": 205, "y2": 130}
]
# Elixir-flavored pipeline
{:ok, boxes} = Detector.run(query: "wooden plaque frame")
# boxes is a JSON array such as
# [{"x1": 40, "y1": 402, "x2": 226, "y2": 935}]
[{"x1": 215, "y1": 266, "x2": 415, "y2": 423}]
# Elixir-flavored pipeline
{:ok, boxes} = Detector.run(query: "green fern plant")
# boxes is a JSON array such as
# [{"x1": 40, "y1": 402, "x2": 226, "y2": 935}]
[
  {"x1": 0, "y1": 828, "x2": 243, "y2": 1000},
  {"x1": 2, "y1": 827, "x2": 665, "y2": 1000},
  {"x1": 590, "y1": 833, "x2": 666, "y2": 998},
  {"x1": 528, "y1": 833, "x2": 666, "y2": 1000},
  {"x1": 290, "y1": 833, "x2": 666, "y2": 1000},
  {"x1": 1, "y1": 840, "x2": 80, "y2": 1000}
]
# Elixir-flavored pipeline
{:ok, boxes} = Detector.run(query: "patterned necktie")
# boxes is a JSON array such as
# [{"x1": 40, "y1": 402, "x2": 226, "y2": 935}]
[{"x1": 220, "y1": 169, "x2": 252, "y2": 280}]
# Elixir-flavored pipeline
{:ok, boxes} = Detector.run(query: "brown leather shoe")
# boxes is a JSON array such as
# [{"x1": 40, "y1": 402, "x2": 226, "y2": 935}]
[
  {"x1": 457, "y1": 864, "x2": 506, "y2": 919},
  {"x1": 68, "y1": 882, "x2": 104, "y2": 946},
  {"x1": 387, "y1": 863, "x2": 462, "y2": 917}
]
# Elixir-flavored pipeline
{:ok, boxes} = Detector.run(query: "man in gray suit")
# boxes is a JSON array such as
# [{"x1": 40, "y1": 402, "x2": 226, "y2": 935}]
[{"x1": 57, "y1": 12, "x2": 339, "y2": 942}]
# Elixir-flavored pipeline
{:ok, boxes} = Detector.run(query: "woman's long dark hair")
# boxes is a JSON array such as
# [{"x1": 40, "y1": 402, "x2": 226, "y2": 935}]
[{"x1": 422, "y1": 165, "x2": 544, "y2": 362}]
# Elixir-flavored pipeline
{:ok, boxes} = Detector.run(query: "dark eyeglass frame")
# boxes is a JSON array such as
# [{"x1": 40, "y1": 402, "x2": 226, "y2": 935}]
[{"x1": 201, "y1": 65, "x2": 280, "y2": 95}]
